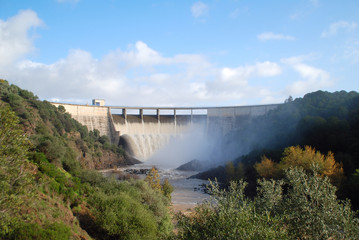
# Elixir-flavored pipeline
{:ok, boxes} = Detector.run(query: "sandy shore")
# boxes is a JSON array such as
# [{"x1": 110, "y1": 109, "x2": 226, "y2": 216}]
[{"x1": 171, "y1": 203, "x2": 197, "y2": 214}]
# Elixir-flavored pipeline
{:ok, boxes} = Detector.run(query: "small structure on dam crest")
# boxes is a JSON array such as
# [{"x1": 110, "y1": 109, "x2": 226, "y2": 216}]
[{"x1": 92, "y1": 99, "x2": 105, "y2": 106}]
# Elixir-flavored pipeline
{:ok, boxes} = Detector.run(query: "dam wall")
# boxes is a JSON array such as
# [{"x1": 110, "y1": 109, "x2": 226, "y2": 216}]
[
  {"x1": 51, "y1": 102, "x2": 280, "y2": 161},
  {"x1": 207, "y1": 104, "x2": 279, "y2": 136},
  {"x1": 51, "y1": 103, "x2": 119, "y2": 144}
]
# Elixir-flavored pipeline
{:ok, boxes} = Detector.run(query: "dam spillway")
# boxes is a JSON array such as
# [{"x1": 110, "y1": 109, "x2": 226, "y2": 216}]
[
  {"x1": 51, "y1": 102, "x2": 280, "y2": 162},
  {"x1": 111, "y1": 107, "x2": 208, "y2": 160},
  {"x1": 111, "y1": 108, "x2": 208, "y2": 134}
]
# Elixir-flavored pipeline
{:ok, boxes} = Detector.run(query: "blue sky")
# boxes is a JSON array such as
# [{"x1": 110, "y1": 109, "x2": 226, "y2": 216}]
[{"x1": 0, "y1": 0, "x2": 359, "y2": 106}]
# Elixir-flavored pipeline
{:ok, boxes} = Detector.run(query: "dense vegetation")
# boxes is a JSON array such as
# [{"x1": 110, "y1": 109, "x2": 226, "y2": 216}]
[
  {"x1": 196, "y1": 91, "x2": 359, "y2": 209},
  {"x1": 0, "y1": 79, "x2": 129, "y2": 170},
  {"x1": 176, "y1": 165, "x2": 359, "y2": 239},
  {"x1": 0, "y1": 80, "x2": 173, "y2": 239}
]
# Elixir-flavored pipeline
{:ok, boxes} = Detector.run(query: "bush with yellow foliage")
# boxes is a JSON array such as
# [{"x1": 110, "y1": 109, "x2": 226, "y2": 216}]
[
  {"x1": 255, "y1": 146, "x2": 344, "y2": 186},
  {"x1": 145, "y1": 166, "x2": 174, "y2": 201}
]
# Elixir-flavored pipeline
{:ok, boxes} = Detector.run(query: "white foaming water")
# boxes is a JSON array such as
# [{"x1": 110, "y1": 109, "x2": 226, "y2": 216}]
[
  {"x1": 125, "y1": 134, "x2": 174, "y2": 161},
  {"x1": 114, "y1": 116, "x2": 207, "y2": 162}
]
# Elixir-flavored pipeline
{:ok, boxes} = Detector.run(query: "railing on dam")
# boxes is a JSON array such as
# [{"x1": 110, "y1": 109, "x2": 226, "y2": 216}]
[
  {"x1": 109, "y1": 104, "x2": 280, "y2": 125},
  {"x1": 110, "y1": 106, "x2": 208, "y2": 125}
]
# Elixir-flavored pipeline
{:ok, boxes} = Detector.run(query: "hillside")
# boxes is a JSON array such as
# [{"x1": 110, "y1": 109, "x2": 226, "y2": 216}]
[
  {"x1": 196, "y1": 90, "x2": 359, "y2": 208},
  {"x1": 0, "y1": 80, "x2": 173, "y2": 239},
  {"x1": 0, "y1": 79, "x2": 136, "y2": 170}
]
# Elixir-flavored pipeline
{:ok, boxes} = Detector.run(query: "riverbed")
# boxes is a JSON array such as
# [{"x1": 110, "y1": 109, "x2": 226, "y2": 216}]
[{"x1": 100, "y1": 164, "x2": 210, "y2": 212}]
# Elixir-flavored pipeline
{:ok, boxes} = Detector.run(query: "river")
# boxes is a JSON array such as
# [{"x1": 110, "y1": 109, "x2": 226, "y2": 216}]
[{"x1": 100, "y1": 163, "x2": 210, "y2": 212}]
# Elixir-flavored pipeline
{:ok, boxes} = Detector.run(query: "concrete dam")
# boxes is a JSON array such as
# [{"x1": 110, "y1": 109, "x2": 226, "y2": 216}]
[{"x1": 52, "y1": 102, "x2": 280, "y2": 162}]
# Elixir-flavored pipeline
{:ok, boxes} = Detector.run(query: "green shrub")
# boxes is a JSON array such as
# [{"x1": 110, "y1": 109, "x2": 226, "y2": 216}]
[
  {"x1": 91, "y1": 191, "x2": 158, "y2": 240},
  {"x1": 162, "y1": 178, "x2": 174, "y2": 200},
  {"x1": 133, "y1": 180, "x2": 173, "y2": 236},
  {"x1": 77, "y1": 170, "x2": 105, "y2": 187},
  {"x1": 18, "y1": 89, "x2": 37, "y2": 100},
  {"x1": 0, "y1": 105, "x2": 32, "y2": 236},
  {"x1": 281, "y1": 167, "x2": 359, "y2": 239},
  {"x1": 175, "y1": 167, "x2": 359, "y2": 240},
  {"x1": 82, "y1": 177, "x2": 172, "y2": 239},
  {"x1": 176, "y1": 180, "x2": 287, "y2": 240},
  {"x1": 29, "y1": 152, "x2": 84, "y2": 204},
  {"x1": 8, "y1": 222, "x2": 71, "y2": 240},
  {"x1": 99, "y1": 135, "x2": 109, "y2": 144},
  {"x1": 77, "y1": 125, "x2": 89, "y2": 139}
]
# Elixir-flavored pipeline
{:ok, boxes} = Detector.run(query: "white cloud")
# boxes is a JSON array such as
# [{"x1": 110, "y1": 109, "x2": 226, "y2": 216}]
[
  {"x1": 293, "y1": 64, "x2": 329, "y2": 80},
  {"x1": 255, "y1": 61, "x2": 282, "y2": 76},
  {"x1": 220, "y1": 67, "x2": 249, "y2": 86},
  {"x1": 280, "y1": 53, "x2": 319, "y2": 65},
  {"x1": 0, "y1": 9, "x2": 283, "y2": 106},
  {"x1": 203, "y1": 61, "x2": 282, "y2": 102},
  {"x1": 191, "y1": 1, "x2": 209, "y2": 18},
  {"x1": 219, "y1": 61, "x2": 281, "y2": 85},
  {"x1": 106, "y1": 41, "x2": 169, "y2": 69},
  {"x1": 282, "y1": 57, "x2": 333, "y2": 95},
  {"x1": 0, "y1": 9, "x2": 43, "y2": 66},
  {"x1": 0, "y1": 42, "x2": 215, "y2": 106},
  {"x1": 257, "y1": 32, "x2": 295, "y2": 41},
  {"x1": 321, "y1": 21, "x2": 357, "y2": 38},
  {"x1": 1, "y1": 10, "x2": 336, "y2": 107},
  {"x1": 1, "y1": 40, "x2": 284, "y2": 106}
]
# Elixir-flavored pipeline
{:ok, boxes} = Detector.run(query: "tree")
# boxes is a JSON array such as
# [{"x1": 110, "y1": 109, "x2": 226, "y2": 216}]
[
  {"x1": 57, "y1": 105, "x2": 66, "y2": 113},
  {"x1": 235, "y1": 162, "x2": 246, "y2": 181},
  {"x1": 225, "y1": 161, "x2": 235, "y2": 183},
  {"x1": 348, "y1": 169, "x2": 359, "y2": 209},
  {"x1": 145, "y1": 166, "x2": 161, "y2": 192},
  {"x1": 284, "y1": 96, "x2": 293, "y2": 103},
  {"x1": 145, "y1": 167, "x2": 174, "y2": 200},
  {"x1": 0, "y1": 105, "x2": 32, "y2": 235},
  {"x1": 175, "y1": 167, "x2": 359, "y2": 240},
  {"x1": 175, "y1": 180, "x2": 288, "y2": 240},
  {"x1": 255, "y1": 146, "x2": 345, "y2": 185},
  {"x1": 254, "y1": 156, "x2": 280, "y2": 178},
  {"x1": 161, "y1": 178, "x2": 173, "y2": 200},
  {"x1": 280, "y1": 146, "x2": 345, "y2": 185},
  {"x1": 280, "y1": 167, "x2": 358, "y2": 239}
]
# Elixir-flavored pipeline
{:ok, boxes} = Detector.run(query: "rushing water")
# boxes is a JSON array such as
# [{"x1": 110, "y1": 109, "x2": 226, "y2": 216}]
[{"x1": 122, "y1": 134, "x2": 174, "y2": 160}]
